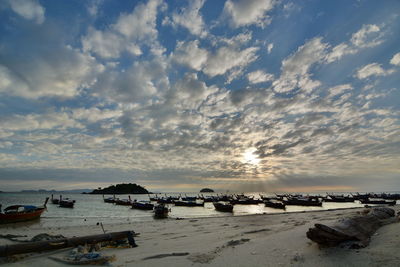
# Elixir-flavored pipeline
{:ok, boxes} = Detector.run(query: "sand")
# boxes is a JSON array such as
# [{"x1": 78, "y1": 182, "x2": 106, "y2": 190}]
[{"x1": 1, "y1": 206, "x2": 399, "y2": 266}]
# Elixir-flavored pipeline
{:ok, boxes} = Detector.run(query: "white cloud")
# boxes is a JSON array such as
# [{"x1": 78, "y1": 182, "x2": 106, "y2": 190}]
[
  {"x1": 94, "y1": 58, "x2": 169, "y2": 103},
  {"x1": 82, "y1": 28, "x2": 127, "y2": 59},
  {"x1": 113, "y1": 0, "x2": 160, "y2": 41},
  {"x1": 173, "y1": 73, "x2": 218, "y2": 110},
  {"x1": 203, "y1": 46, "x2": 259, "y2": 77},
  {"x1": 267, "y1": 43, "x2": 274, "y2": 54},
  {"x1": 247, "y1": 70, "x2": 274, "y2": 84},
  {"x1": 0, "y1": 112, "x2": 82, "y2": 131},
  {"x1": 7, "y1": 0, "x2": 45, "y2": 24},
  {"x1": 169, "y1": 0, "x2": 207, "y2": 37},
  {"x1": 82, "y1": 0, "x2": 162, "y2": 58},
  {"x1": 355, "y1": 63, "x2": 395, "y2": 79},
  {"x1": 350, "y1": 24, "x2": 383, "y2": 48},
  {"x1": 325, "y1": 24, "x2": 385, "y2": 63},
  {"x1": 223, "y1": 0, "x2": 276, "y2": 28},
  {"x1": 273, "y1": 37, "x2": 328, "y2": 93},
  {"x1": 390, "y1": 52, "x2": 400, "y2": 66},
  {"x1": 72, "y1": 107, "x2": 122, "y2": 123},
  {"x1": 171, "y1": 40, "x2": 208, "y2": 71},
  {"x1": 328, "y1": 84, "x2": 353, "y2": 97},
  {"x1": 0, "y1": 47, "x2": 104, "y2": 99},
  {"x1": 325, "y1": 43, "x2": 356, "y2": 63}
]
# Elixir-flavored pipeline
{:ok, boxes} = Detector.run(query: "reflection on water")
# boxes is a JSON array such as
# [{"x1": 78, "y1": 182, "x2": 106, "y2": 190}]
[{"x1": 0, "y1": 192, "x2": 390, "y2": 228}]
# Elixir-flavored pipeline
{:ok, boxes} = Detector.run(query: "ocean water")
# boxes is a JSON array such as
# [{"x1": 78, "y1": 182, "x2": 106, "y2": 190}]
[{"x1": 0, "y1": 192, "x2": 383, "y2": 228}]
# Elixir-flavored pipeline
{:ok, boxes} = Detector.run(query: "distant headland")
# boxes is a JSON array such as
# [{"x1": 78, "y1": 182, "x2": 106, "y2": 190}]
[
  {"x1": 89, "y1": 183, "x2": 150, "y2": 194},
  {"x1": 200, "y1": 188, "x2": 214, "y2": 193}
]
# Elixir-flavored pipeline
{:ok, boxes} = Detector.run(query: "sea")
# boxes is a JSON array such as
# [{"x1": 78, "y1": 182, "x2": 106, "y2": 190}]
[{"x1": 0, "y1": 192, "x2": 390, "y2": 228}]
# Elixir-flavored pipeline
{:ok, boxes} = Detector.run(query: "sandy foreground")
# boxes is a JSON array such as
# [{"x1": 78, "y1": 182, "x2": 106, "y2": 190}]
[{"x1": 1, "y1": 206, "x2": 399, "y2": 267}]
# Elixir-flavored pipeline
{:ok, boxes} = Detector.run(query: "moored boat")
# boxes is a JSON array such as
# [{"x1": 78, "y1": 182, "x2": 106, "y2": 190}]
[
  {"x1": 51, "y1": 194, "x2": 59, "y2": 204},
  {"x1": 359, "y1": 199, "x2": 396, "y2": 206},
  {"x1": 114, "y1": 196, "x2": 132, "y2": 206},
  {"x1": 59, "y1": 196, "x2": 75, "y2": 208},
  {"x1": 264, "y1": 200, "x2": 285, "y2": 209},
  {"x1": 132, "y1": 200, "x2": 154, "y2": 210},
  {"x1": 0, "y1": 198, "x2": 49, "y2": 224},
  {"x1": 103, "y1": 195, "x2": 116, "y2": 203},
  {"x1": 153, "y1": 203, "x2": 169, "y2": 219},
  {"x1": 174, "y1": 200, "x2": 204, "y2": 207},
  {"x1": 213, "y1": 202, "x2": 234, "y2": 212},
  {"x1": 283, "y1": 197, "x2": 322, "y2": 207}
]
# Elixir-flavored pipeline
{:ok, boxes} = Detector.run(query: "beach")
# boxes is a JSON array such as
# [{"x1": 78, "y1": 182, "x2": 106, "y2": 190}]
[{"x1": 1, "y1": 205, "x2": 399, "y2": 266}]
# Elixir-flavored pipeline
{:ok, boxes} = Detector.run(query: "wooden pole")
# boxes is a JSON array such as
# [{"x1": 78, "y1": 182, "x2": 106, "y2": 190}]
[{"x1": 0, "y1": 230, "x2": 136, "y2": 257}]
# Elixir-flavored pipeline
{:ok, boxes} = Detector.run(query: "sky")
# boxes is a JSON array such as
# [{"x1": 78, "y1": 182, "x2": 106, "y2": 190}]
[{"x1": 0, "y1": 0, "x2": 399, "y2": 193}]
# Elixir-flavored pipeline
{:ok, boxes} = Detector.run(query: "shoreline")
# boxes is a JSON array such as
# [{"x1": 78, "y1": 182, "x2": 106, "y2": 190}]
[{"x1": 1, "y1": 205, "x2": 399, "y2": 266}]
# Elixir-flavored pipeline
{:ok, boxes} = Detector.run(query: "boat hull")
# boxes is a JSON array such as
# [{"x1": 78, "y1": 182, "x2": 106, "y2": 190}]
[
  {"x1": 213, "y1": 202, "x2": 234, "y2": 212},
  {"x1": 0, "y1": 208, "x2": 45, "y2": 224}
]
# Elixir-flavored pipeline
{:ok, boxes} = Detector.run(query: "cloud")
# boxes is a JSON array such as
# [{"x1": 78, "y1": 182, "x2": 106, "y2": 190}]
[
  {"x1": 94, "y1": 57, "x2": 169, "y2": 104},
  {"x1": 223, "y1": 0, "x2": 276, "y2": 28},
  {"x1": 171, "y1": 40, "x2": 208, "y2": 71},
  {"x1": 273, "y1": 37, "x2": 328, "y2": 93},
  {"x1": 0, "y1": 46, "x2": 104, "y2": 99},
  {"x1": 0, "y1": 111, "x2": 82, "y2": 131},
  {"x1": 6, "y1": 0, "x2": 45, "y2": 24},
  {"x1": 267, "y1": 43, "x2": 273, "y2": 54},
  {"x1": 390, "y1": 52, "x2": 400, "y2": 66},
  {"x1": 325, "y1": 24, "x2": 385, "y2": 63},
  {"x1": 82, "y1": 0, "x2": 163, "y2": 58},
  {"x1": 171, "y1": 73, "x2": 218, "y2": 110},
  {"x1": 355, "y1": 63, "x2": 394, "y2": 79},
  {"x1": 328, "y1": 84, "x2": 353, "y2": 97},
  {"x1": 167, "y1": 0, "x2": 207, "y2": 37},
  {"x1": 247, "y1": 70, "x2": 274, "y2": 84},
  {"x1": 350, "y1": 24, "x2": 383, "y2": 48},
  {"x1": 203, "y1": 46, "x2": 259, "y2": 77}
]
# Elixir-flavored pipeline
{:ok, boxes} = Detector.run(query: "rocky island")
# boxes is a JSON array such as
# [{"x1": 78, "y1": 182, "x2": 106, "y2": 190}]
[
  {"x1": 200, "y1": 188, "x2": 214, "y2": 193},
  {"x1": 89, "y1": 183, "x2": 150, "y2": 194}
]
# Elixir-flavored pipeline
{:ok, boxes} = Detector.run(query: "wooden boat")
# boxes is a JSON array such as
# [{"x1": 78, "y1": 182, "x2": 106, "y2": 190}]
[
  {"x1": 103, "y1": 195, "x2": 116, "y2": 203},
  {"x1": 264, "y1": 200, "x2": 285, "y2": 209},
  {"x1": 230, "y1": 197, "x2": 261, "y2": 205},
  {"x1": 51, "y1": 194, "x2": 59, "y2": 204},
  {"x1": 323, "y1": 195, "x2": 354, "y2": 203},
  {"x1": 131, "y1": 200, "x2": 154, "y2": 210},
  {"x1": 359, "y1": 199, "x2": 396, "y2": 206},
  {"x1": 0, "y1": 198, "x2": 49, "y2": 224},
  {"x1": 153, "y1": 204, "x2": 169, "y2": 219},
  {"x1": 213, "y1": 202, "x2": 234, "y2": 212},
  {"x1": 59, "y1": 196, "x2": 75, "y2": 208},
  {"x1": 283, "y1": 197, "x2": 322, "y2": 207},
  {"x1": 173, "y1": 200, "x2": 204, "y2": 207},
  {"x1": 114, "y1": 196, "x2": 132, "y2": 206}
]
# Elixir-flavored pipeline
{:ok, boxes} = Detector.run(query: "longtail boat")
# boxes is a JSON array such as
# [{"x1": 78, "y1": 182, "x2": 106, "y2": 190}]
[
  {"x1": 132, "y1": 200, "x2": 154, "y2": 210},
  {"x1": 359, "y1": 199, "x2": 396, "y2": 206},
  {"x1": 0, "y1": 198, "x2": 49, "y2": 224},
  {"x1": 50, "y1": 194, "x2": 59, "y2": 204},
  {"x1": 114, "y1": 195, "x2": 132, "y2": 206},
  {"x1": 264, "y1": 200, "x2": 286, "y2": 209},
  {"x1": 59, "y1": 195, "x2": 75, "y2": 208},
  {"x1": 213, "y1": 202, "x2": 234, "y2": 212},
  {"x1": 154, "y1": 203, "x2": 169, "y2": 219},
  {"x1": 103, "y1": 194, "x2": 116, "y2": 203}
]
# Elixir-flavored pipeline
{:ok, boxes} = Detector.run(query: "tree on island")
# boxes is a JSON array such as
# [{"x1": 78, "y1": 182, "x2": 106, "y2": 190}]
[
  {"x1": 89, "y1": 183, "x2": 150, "y2": 194},
  {"x1": 200, "y1": 188, "x2": 214, "y2": 193}
]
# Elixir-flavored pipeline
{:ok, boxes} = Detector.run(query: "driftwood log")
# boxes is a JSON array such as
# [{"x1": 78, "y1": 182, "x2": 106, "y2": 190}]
[
  {"x1": 306, "y1": 207, "x2": 398, "y2": 248},
  {"x1": 0, "y1": 230, "x2": 136, "y2": 257}
]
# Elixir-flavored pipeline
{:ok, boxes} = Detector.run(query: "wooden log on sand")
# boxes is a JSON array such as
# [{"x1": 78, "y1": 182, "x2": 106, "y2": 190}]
[
  {"x1": 0, "y1": 231, "x2": 137, "y2": 257},
  {"x1": 307, "y1": 207, "x2": 398, "y2": 248}
]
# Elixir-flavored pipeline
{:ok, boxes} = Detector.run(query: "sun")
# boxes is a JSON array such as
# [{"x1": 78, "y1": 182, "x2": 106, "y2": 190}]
[{"x1": 243, "y1": 148, "x2": 260, "y2": 165}]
